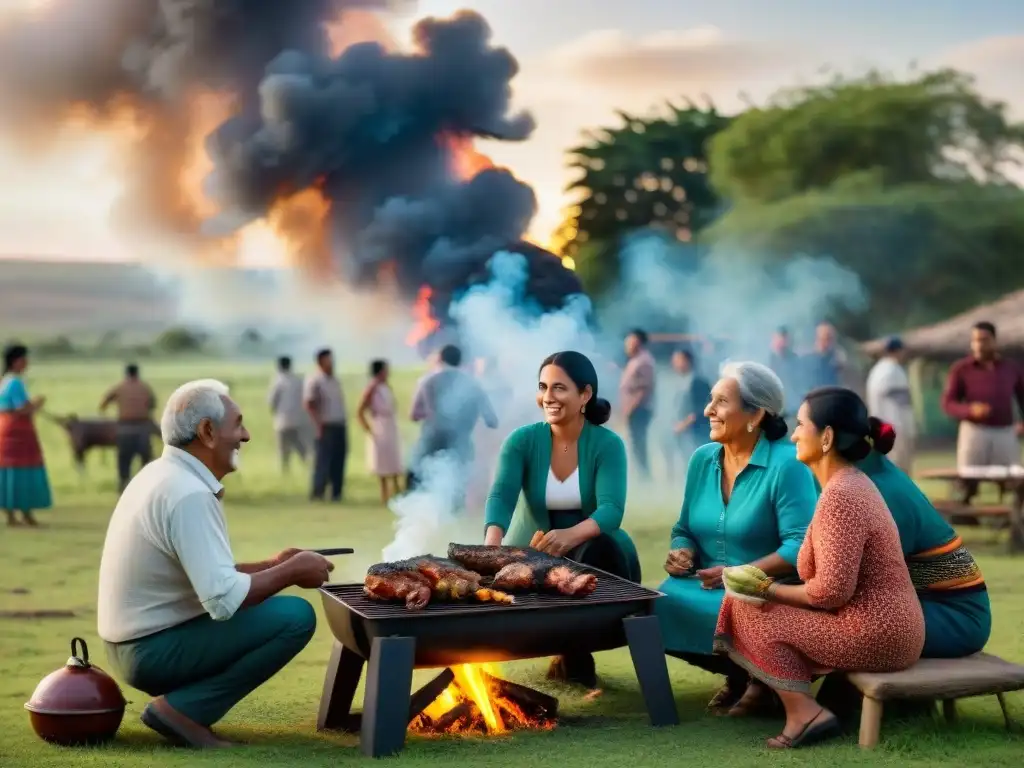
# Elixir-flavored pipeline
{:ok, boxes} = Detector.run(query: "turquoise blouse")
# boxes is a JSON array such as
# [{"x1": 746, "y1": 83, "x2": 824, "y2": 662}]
[{"x1": 656, "y1": 436, "x2": 817, "y2": 654}]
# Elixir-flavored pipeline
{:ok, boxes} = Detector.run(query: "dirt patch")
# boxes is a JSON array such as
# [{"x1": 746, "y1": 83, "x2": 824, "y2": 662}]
[{"x1": 0, "y1": 610, "x2": 77, "y2": 619}]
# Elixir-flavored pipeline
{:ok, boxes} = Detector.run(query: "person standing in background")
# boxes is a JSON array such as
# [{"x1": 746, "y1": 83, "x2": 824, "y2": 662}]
[
  {"x1": 100, "y1": 363, "x2": 157, "y2": 493},
  {"x1": 767, "y1": 327, "x2": 804, "y2": 420},
  {"x1": 865, "y1": 337, "x2": 917, "y2": 474},
  {"x1": 0, "y1": 344, "x2": 51, "y2": 526},
  {"x1": 408, "y1": 344, "x2": 498, "y2": 497},
  {"x1": 941, "y1": 321, "x2": 1024, "y2": 502},
  {"x1": 357, "y1": 359, "x2": 403, "y2": 504},
  {"x1": 304, "y1": 348, "x2": 349, "y2": 502},
  {"x1": 803, "y1": 322, "x2": 846, "y2": 391},
  {"x1": 669, "y1": 348, "x2": 712, "y2": 475},
  {"x1": 619, "y1": 328, "x2": 656, "y2": 479},
  {"x1": 267, "y1": 356, "x2": 310, "y2": 473}
]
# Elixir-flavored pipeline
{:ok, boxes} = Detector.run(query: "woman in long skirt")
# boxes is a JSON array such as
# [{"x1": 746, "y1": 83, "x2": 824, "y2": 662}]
[
  {"x1": 0, "y1": 344, "x2": 53, "y2": 526},
  {"x1": 358, "y1": 359, "x2": 403, "y2": 504}
]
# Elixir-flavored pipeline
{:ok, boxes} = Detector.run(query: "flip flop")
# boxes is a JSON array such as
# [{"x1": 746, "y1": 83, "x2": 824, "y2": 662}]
[{"x1": 767, "y1": 708, "x2": 841, "y2": 749}]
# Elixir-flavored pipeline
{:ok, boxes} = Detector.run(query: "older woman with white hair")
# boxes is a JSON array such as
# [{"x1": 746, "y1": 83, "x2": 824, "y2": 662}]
[
  {"x1": 96, "y1": 379, "x2": 335, "y2": 749},
  {"x1": 655, "y1": 362, "x2": 817, "y2": 716}
]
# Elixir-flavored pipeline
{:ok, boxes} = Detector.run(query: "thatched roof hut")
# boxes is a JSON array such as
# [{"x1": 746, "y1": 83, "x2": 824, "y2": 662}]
[{"x1": 861, "y1": 289, "x2": 1024, "y2": 360}]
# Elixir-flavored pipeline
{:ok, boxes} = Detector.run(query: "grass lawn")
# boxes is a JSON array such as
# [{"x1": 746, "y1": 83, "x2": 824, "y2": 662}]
[{"x1": 2, "y1": 359, "x2": 1023, "y2": 767}]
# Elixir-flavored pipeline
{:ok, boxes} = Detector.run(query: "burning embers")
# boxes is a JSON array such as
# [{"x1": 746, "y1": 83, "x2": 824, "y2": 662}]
[{"x1": 410, "y1": 664, "x2": 557, "y2": 736}]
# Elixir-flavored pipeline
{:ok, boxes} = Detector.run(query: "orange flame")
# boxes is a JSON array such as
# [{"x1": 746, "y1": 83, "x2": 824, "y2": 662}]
[
  {"x1": 412, "y1": 663, "x2": 550, "y2": 736},
  {"x1": 405, "y1": 285, "x2": 441, "y2": 346},
  {"x1": 442, "y1": 133, "x2": 496, "y2": 182}
]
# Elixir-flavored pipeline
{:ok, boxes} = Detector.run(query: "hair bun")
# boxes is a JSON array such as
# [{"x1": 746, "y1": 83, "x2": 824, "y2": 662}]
[
  {"x1": 584, "y1": 397, "x2": 612, "y2": 426},
  {"x1": 868, "y1": 417, "x2": 896, "y2": 455},
  {"x1": 762, "y1": 413, "x2": 789, "y2": 441}
]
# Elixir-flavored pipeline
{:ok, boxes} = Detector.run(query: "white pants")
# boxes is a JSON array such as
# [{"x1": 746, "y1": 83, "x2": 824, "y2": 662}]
[
  {"x1": 956, "y1": 422, "x2": 1020, "y2": 468},
  {"x1": 888, "y1": 432, "x2": 917, "y2": 475}
]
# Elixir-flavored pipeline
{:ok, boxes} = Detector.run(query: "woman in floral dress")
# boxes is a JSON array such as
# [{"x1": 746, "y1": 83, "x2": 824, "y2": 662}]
[
  {"x1": 716, "y1": 387, "x2": 924, "y2": 749},
  {"x1": 357, "y1": 359, "x2": 403, "y2": 504}
]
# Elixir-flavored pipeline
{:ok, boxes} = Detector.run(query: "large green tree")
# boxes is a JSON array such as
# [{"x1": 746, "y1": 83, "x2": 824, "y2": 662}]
[
  {"x1": 555, "y1": 103, "x2": 731, "y2": 294},
  {"x1": 705, "y1": 68, "x2": 1024, "y2": 336}
]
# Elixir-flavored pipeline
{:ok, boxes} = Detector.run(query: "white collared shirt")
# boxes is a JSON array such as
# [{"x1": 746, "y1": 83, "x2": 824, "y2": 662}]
[{"x1": 96, "y1": 445, "x2": 252, "y2": 643}]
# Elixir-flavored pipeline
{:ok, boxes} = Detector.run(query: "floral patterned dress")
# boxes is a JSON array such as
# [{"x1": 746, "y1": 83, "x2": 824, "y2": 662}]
[{"x1": 714, "y1": 467, "x2": 924, "y2": 692}]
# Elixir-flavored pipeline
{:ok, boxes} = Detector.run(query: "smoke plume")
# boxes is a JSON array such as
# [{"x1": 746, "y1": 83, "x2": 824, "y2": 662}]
[
  {"x1": 0, "y1": 2, "x2": 580, "y2": 320},
  {"x1": 382, "y1": 250, "x2": 593, "y2": 560}
]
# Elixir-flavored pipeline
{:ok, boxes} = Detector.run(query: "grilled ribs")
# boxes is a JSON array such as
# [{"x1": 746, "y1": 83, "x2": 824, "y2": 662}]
[
  {"x1": 364, "y1": 556, "x2": 514, "y2": 610},
  {"x1": 447, "y1": 543, "x2": 598, "y2": 597}
]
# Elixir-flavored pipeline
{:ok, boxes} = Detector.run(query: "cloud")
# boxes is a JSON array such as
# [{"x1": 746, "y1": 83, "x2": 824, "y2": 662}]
[
  {"x1": 935, "y1": 35, "x2": 1024, "y2": 117},
  {"x1": 544, "y1": 25, "x2": 813, "y2": 96}
]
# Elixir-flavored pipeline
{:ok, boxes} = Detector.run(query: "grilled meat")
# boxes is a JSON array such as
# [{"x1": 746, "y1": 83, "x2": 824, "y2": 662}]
[
  {"x1": 364, "y1": 560, "x2": 433, "y2": 610},
  {"x1": 447, "y1": 543, "x2": 598, "y2": 597},
  {"x1": 364, "y1": 556, "x2": 514, "y2": 610}
]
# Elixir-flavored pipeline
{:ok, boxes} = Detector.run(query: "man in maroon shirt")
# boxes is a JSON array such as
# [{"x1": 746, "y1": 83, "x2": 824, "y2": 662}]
[{"x1": 941, "y1": 321, "x2": 1024, "y2": 501}]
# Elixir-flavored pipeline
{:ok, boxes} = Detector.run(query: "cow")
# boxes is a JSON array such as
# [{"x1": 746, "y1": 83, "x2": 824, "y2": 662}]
[{"x1": 46, "y1": 414, "x2": 159, "y2": 472}]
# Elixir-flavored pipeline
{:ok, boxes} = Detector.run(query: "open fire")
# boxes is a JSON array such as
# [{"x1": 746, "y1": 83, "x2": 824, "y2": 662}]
[{"x1": 410, "y1": 664, "x2": 557, "y2": 736}]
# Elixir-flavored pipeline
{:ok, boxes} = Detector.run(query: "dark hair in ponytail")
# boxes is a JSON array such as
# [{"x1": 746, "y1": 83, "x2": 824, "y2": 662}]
[
  {"x1": 539, "y1": 350, "x2": 612, "y2": 426},
  {"x1": 868, "y1": 417, "x2": 897, "y2": 455},
  {"x1": 804, "y1": 386, "x2": 897, "y2": 462}
]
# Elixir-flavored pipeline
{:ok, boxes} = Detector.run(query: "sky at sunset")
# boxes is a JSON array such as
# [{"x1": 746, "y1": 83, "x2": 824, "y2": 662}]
[{"x1": 0, "y1": 0, "x2": 1022, "y2": 263}]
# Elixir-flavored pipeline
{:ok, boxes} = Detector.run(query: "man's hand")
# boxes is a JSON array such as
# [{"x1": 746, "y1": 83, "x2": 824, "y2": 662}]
[
  {"x1": 664, "y1": 549, "x2": 694, "y2": 576},
  {"x1": 968, "y1": 402, "x2": 991, "y2": 420},
  {"x1": 285, "y1": 551, "x2": 334, "y2": 589},
  {"x1": 272, "y1": 548, "x2": 305, "y2": 566},
  {"x1": 1016, "y1": 422, "x2": 1024, "y2": 438},
  {"x1": 696, "y1": 565, "x2": 725, "y2": 590},
  {"x1": 535, "y1": 528, "x2": 581, "y2": 558}
]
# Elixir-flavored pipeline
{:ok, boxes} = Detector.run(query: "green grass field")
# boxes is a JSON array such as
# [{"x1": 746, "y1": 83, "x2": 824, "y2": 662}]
[{"x1": 2, "y1": 360, "x2": 1023, "y2": 767}]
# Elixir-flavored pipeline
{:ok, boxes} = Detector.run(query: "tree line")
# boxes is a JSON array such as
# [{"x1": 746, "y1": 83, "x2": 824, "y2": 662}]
[{"x1": 555, "y1": 68, "x2": 1024, "y2": 340}]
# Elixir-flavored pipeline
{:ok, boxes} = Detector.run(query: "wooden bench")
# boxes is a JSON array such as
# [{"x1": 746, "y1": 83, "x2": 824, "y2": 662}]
[{"x1": 846, "y1": 653, "x2": 1024, "y2": 748}]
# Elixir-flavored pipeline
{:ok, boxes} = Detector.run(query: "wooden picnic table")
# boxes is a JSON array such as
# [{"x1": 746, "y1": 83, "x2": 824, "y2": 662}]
[{"x1": 918, "y1": 467, "x2": 1024, "y2": 554}]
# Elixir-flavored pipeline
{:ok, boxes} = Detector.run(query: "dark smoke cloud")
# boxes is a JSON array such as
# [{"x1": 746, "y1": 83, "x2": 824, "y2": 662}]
[
  {"x1": 0, "y1": 2, "x2": 582, "y2": 322},
  {"x1": 205, "y1": 11, "x2": 540, "y2": 290}
]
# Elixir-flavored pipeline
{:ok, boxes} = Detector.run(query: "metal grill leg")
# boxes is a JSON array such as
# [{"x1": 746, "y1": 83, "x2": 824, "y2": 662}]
[
  {"x1": 360, "y1": 636, "x2": 416, "y2": 758},
  {"x1": 317, "y1": 642, "x2": 365, "y2": 732},
  {"x1": 623, "y1": 615, "x2": 679, "y2": 726}
]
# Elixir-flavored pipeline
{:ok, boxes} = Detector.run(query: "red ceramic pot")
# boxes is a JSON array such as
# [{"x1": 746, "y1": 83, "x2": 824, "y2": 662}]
[{"x1": 25, "y1": 637, "x2": 127, "y2": 746}]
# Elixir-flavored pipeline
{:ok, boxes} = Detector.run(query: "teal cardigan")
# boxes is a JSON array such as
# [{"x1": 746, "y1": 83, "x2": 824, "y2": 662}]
[{"x1": 483, "y1": 421, "x2": 641, "y2": 581}]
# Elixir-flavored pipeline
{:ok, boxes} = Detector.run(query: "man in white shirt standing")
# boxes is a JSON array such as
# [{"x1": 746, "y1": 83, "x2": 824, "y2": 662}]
[
  {"x1": 865, "y1": 336, "x2": 917, "y2": 473},
  {"x1": 97, "y1": 379, "x2": 334, "y2": 749},
  {"x1": 267, "y1": 356, "x2": 311, "y2": 472}
]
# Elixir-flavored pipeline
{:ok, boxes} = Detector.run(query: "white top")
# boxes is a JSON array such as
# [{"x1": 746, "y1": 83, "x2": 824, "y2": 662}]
[
  {"x1": 545, "y1": 467, "x2": 582, "y2": 510},
  {"x1": 865, "y1": 357, "x2": 917, "y2": 438},
  {"x1": 96, "y1": 446, "x2": 252, "y2": 643},
  {"x1": 267, "y1": 371, "x2": 307, "y2": 430}
]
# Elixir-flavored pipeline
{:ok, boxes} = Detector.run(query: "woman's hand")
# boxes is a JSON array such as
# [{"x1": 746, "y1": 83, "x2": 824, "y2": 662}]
[
  {"x1": 535, "y1": 528, "x2": 581, "y2": 557},
  {"x1": 722, "y1": 564, "x2": 773, "y2": 598},
  {"x1": 484, "y1": 525, "x2": 504, "y2": 547},
  {"x1": 31, "y1": 395, "x2": 46, "y2": 411},
  {"x1": 696, "y1": 566, "x2": 725, "y2": 589},
  {"x1": 664, "y1": 549, "x2": 694, "y2": 576}
]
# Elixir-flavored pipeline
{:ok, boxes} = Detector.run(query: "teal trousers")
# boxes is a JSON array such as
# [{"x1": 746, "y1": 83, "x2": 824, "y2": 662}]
[{"x1": 104, "y1": 595, "x2": 316, "y2": 726}]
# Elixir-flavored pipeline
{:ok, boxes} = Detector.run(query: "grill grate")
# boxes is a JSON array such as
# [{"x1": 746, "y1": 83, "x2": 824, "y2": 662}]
[{"x1": 322, "y1": 564, "x2": 662, "y2": 619}]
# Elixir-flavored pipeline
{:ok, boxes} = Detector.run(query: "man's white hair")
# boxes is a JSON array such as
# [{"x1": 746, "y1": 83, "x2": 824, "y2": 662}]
[
  {"x1": 160, "y1": 379, "x2": 232, "y2": 447},
  {"x1": 719, "y1": 361, "x2": 785, "y2": 416}
]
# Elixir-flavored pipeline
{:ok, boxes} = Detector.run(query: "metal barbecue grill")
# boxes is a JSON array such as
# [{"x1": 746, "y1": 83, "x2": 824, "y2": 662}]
[{"x1": 317, "y1": 562, "x2": 679, "y2": 757}]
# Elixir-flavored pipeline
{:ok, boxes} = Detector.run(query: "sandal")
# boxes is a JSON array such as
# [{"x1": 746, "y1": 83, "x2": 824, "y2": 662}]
[
  {"x1": 767, "y1": 708, "x2": 841, "y2": 749},
  {"x1": 727, "y1": 684, "x2": 780, "y2": 718},
  {"x1": 707, "y1": 680, "x2": 744, "y2": 713}
]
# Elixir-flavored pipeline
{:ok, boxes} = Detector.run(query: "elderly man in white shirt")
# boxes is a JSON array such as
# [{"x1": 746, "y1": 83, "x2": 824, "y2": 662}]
[{"x1": 97, "y1": 379, "x2": 334, "y2": 749}]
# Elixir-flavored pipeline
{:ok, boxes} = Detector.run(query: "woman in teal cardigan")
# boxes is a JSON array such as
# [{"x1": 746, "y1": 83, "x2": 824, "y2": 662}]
[{"x1": 484, "y1": 350, "x2": 641, "y2": 688}]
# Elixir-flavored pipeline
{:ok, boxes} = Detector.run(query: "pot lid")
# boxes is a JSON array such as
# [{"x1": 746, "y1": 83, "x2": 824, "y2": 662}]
[{"x1": 25, "y1": 638, "x2": 126, "y2": 715}]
